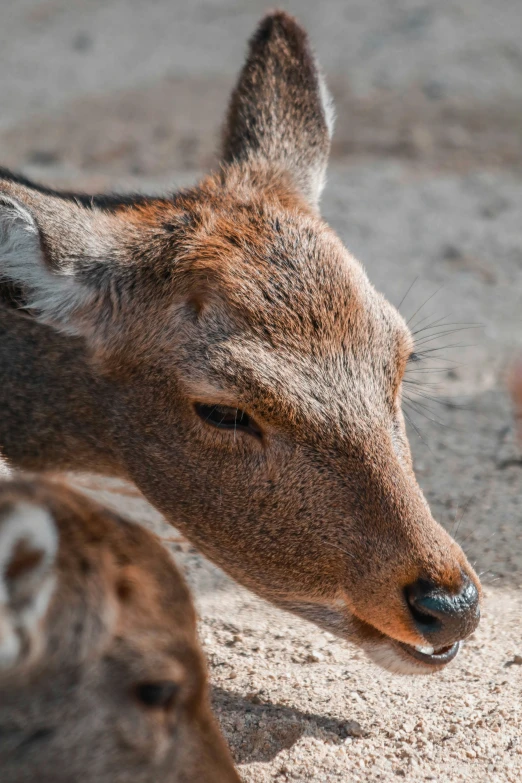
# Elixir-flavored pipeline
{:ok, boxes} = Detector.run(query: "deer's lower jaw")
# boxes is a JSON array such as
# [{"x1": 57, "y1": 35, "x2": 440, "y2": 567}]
[
  {"x1": 271, "y1": 599, "x2": 463, "y2": 674},
  {"x1": 394, "y1": 640, "x2": 461, "y2": 667},
  {"x1": 366, "y1": 636, "x2": 461, "y2": 675}
]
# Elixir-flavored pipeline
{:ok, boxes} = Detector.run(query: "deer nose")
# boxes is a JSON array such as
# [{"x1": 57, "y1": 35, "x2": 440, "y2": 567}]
[{"x1": 405, "y1": 576, "x2": 480, "y2": 648}]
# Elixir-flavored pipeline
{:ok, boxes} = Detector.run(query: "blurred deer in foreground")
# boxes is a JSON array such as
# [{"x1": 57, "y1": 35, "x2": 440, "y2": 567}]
[
  {"x1": 0, "y1": 476, "x2": 239, "y2": 783},
  {"x1": 0, "y1": 12, "x2": 480, "y2": 673}
]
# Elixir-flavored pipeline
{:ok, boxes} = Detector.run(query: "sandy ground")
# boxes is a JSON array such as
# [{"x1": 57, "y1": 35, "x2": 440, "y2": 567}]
[{"x1": 1, "y1": 1, "x2": 521, "y2": 780}]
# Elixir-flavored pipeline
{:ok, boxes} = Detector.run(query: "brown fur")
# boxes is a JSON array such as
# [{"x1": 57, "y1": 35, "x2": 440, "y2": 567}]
[
  {"x1": 0, "y1": 12, "x2": 480, "y2": 673},
  {"x1": 0, "y1": 476, "x2": 239, "y2": 783}
]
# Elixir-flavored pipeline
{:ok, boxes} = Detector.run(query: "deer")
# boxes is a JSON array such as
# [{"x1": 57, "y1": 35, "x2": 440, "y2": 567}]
[
  {"x1": 0, "y1": 11, "x2": 481, "y2": 675},
  {"x1": 0, "y1": 475, "x2": 240, "y2": 783}
]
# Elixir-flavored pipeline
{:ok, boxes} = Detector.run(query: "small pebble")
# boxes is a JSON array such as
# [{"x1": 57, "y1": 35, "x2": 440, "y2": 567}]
[
  {"x1": 306, "y1": 650, "x2": 325, "y2": 663},
  {"x1": 344, "y1": 720, "x2": 366, "y2": 738}
]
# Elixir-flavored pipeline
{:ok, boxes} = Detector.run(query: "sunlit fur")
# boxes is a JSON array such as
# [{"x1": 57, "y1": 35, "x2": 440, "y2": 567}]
[{"x1": 0, "y1": 12, "x2": 480, "y2": 671}]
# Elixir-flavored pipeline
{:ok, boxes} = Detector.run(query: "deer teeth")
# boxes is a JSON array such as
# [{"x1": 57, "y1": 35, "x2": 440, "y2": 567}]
[{"x1": 415, "y1": 645, "x2": 435, "y2": 655}]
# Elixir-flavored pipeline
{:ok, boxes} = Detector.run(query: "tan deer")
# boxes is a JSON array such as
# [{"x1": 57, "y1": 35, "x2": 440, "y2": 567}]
[
  {"x1": 0, "y1": 11, "x2": 480, "y2": 674},
  {"x1": 0, "y1": 475, "x2": 239, "y2": 783}
]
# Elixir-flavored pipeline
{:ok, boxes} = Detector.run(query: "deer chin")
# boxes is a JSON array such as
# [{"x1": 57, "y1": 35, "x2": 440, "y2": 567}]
[
  {"x1": 365, "y1": 639, "x2": 461, "y2": 675},
  {"x1": 278, "y1": 599, "x2": 462, "y2": 675}
]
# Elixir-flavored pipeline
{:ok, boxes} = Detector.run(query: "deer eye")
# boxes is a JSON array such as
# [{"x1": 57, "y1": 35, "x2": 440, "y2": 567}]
[
  {"x1": 135, "y1": 681, "x2": 180, "y2": 709},
  {"x1": 195, "y1": 404, "x2": 262, "y2": 439}
]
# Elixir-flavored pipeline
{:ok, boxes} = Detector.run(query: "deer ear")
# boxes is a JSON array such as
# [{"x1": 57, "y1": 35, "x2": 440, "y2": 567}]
[
  {"x1": 221, "y1": 11, "x2": 334, "y2": 208},
  {"x1": 0, "y1": 500, "x2": 58, "y2": 671},
  {"x1": 0, "y1": 188, "x2": 130, "y2": 350},
  {"x1": 0, "y1": 192, "x2": 97, "y2": 330}
]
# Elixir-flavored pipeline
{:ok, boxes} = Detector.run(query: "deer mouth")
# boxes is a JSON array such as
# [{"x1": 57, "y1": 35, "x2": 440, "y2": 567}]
[
  {"x1": 274, "y1": 599, "x2": 463, "y2": 673},
  {"x1": 364, "y1": 633, "x2": 462, "y2": 674},
  {"x1": 392, "y1": 640, "x2": 461, "y2": 667}
]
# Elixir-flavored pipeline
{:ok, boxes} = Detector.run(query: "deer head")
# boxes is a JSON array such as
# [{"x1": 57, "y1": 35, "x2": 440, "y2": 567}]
[
  {"x1": 0, "y1": 12, "x2": 480, "y2": 673},
  {"x1": 0, "y1": 477, "x2": 239, "y2": 782}
]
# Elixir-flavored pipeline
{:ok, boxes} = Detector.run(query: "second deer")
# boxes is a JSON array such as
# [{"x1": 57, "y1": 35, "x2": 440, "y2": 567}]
[{"x1": 0, "y1": 476, "x2": 239, "y2": 783}]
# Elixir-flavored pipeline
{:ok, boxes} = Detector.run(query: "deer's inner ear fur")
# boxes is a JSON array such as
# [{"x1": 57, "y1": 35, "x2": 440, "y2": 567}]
[
  {"x1": 0, "y1": 501, "x2": 58, "y2": 671},
  {"x1": 221, "y1": 11, "x2": 334, "y2": 209},
  {"x1": 0, "y1": 193, "x2": 117, "y2": 340}
]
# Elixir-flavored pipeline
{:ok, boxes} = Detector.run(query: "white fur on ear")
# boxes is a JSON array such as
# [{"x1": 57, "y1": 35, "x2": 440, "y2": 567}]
[
  {"x1": 317, "y1": 68, "x2": 335, "y2": 142},
  {"x1": 0, "y1": 502, "x2": 58, "y2": 670},
  {"x1": 311, "y1": 69, "x2": 335, "y2": 204},
  {"x1": 0, "y1": 195, "x2": 87, "y2": 327}
]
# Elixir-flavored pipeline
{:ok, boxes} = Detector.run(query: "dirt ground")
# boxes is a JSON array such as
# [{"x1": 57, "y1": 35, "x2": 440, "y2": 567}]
[{"x1": 1, "y1": 1, "x2": 521, "y2": 780}]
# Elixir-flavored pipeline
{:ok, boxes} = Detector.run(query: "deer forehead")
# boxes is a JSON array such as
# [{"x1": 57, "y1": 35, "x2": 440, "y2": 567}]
[
  {"x1": 201, "y1": 342, "x2": 403, "y2": 427},
  {"x1": 169, "y1": 198, "x2": 411, "y2": 364},
  {"x1": 104, "y1": 630, "x2": 199, "y2": 686},
  {"x1": 177, "y1": 275, "x2": 411, "y2": 420},
  {"x1": 45, "y1": 557, "x2": 196, "y2": 673}
]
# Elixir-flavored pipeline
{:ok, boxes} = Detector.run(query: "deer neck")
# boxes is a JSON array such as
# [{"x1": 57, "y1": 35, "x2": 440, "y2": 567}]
[{"x1": 0, "y1": 305, "x2": 121, "y2": 475}]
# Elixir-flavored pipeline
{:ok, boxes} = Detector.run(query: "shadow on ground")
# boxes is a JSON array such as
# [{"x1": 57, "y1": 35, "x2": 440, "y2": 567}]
[{"x1": 211, "y1": 685, "x2": 354, "y2": 764}]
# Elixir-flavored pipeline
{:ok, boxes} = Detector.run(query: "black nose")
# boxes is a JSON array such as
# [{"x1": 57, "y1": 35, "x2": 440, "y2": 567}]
[{"x1": 405, "y1": 576, "x2": 480, "y2": 648}]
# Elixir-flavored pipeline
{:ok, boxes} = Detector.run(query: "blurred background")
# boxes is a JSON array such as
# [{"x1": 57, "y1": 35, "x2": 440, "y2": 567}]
[
  {"x1": 2, "y1": 3, "x2": 521, "y2": 780},
  {"x1": 1, "y1": 1, "x2": 521, "y2": 187}
]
